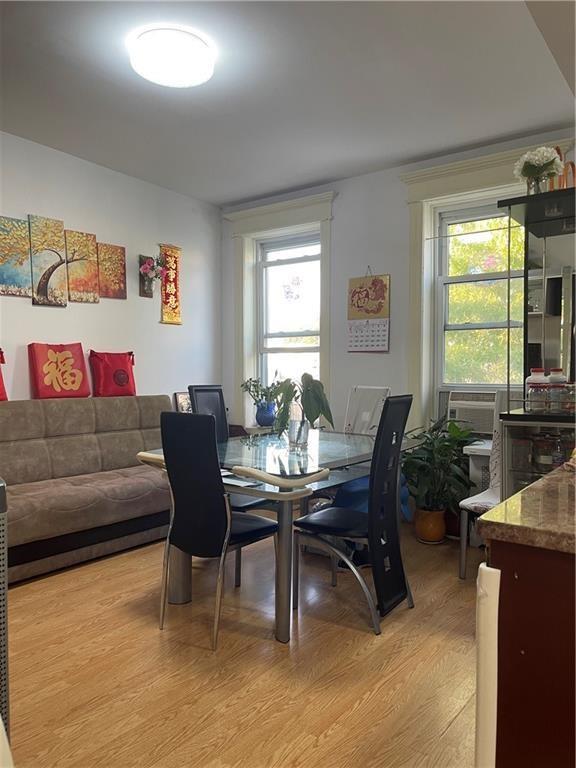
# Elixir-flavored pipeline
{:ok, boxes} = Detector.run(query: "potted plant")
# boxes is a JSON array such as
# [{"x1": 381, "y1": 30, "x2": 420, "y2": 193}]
[
  {"x1": 402, "y1": 417, "x2": 474, "y2": 544},
  {"x1": 275, "y1": 373, "x2": 334, "y2": 447},
  {"x1": 240, "y1": 377, "x2": 281, "y2": 427}
]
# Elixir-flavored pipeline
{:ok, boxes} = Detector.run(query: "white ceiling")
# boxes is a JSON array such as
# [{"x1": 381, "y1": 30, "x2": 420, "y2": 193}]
[{"x1": 1, "y1": 2, "x2": 573, "y2": 206}]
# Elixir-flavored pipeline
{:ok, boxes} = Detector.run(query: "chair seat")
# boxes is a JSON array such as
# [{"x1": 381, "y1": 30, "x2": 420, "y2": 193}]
[
  {"x1": 230, "y1": 512, "x2": 278, "y2": 546},
  {"x1": 229, "y1": 493, "x2": 267, "y2": 511},
  {"x1": 459, "y1": 486, "x2": 500, "y2": 516},
  {"x1": 294, "y1": 506, "x2": 368, "y2": 538}
]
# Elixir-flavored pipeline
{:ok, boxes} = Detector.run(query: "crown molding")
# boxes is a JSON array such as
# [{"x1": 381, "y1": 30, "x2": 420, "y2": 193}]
[
  {"x1": 401, "y1": 138, "x2": 574, "y2": 186},
  {"x1": 223, "y1": 192, "x2": 334, "y2": 222}
]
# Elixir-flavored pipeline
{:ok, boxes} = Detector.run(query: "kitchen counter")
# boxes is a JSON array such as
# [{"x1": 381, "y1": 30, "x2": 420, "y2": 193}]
[
  {"x1": 478, "y1": 465, "x2": 575, "y2": 554},
  {"x1": 477, "y1": 464, "x2": 575, "y2": 768}
]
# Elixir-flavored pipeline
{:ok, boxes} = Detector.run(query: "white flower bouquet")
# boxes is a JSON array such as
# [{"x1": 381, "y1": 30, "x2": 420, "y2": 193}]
[{"x1": 514, "y1": 146, "x2": 564, "y2": 182}]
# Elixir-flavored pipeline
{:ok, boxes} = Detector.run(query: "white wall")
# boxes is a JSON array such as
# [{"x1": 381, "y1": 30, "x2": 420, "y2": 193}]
[
  {"x1": 221, "y1": 128, "x2": 574, "y2": 429},
  {"x1": 0, "y1": 133, "x2": 222, "y2": 400}
]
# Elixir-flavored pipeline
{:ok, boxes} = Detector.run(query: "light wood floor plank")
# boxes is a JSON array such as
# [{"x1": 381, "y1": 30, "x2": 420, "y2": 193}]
[{"x1": 8, "y1": 527, "x2": 483, "y2": 767}]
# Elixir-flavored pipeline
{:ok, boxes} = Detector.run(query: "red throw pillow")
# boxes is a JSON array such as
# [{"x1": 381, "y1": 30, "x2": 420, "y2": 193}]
[
  {"x1": 0, "y1": 349, "x2": 7, "y2": 401},
  {"x1": 28, "y1": 342, "x2": 90, "y2": 399},
  {"x1": 89, "y1": 350, "x2": 136, "y2": 397}
]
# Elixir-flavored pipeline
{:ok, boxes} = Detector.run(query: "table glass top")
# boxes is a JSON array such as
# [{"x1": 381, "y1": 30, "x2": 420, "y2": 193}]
[{"x1": 217, "y1": 431, "x2": 375, "y2": 477}]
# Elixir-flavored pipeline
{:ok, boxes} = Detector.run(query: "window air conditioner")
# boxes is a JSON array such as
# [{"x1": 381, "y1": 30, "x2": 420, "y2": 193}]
[{"x1": 447, "y1": 391, "x2": 497, "y2": 435}]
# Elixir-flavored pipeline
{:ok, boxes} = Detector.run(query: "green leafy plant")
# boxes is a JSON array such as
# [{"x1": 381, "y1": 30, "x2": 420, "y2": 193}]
[
  {"x1": 241, "y1": 376, "x2": 281, "y2": 405},
  {"x1": 274, "y1": 373, "x2": 334, "y2": 436},
  {"x1": 402, "y1": 416, "x2": 475, "y2": 512}
]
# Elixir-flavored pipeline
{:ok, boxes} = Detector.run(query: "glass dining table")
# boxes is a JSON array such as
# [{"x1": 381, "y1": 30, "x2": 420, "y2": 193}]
[{"x1": 138, "y1": 430, "x2": 402, "y2": 643}]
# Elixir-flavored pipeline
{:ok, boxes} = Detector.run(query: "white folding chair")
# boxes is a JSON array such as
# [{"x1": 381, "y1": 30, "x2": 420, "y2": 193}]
[
  {"x1": 344, "y1": 386, "x2": 391, "y2": 435},
  {"x1": 458, "y1": 389, "x2": 507, "y2": 579}
]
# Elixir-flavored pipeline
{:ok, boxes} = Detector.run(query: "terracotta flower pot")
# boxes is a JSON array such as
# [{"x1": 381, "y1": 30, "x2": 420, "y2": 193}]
[{"x1": 415, "y1": 508, "x2": 446, "y2": 544}]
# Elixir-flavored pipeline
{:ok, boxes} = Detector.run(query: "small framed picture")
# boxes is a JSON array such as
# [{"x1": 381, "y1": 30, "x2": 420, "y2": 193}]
[{"x1": 174, "y1": 392, "x2": 192, "y2": 413}]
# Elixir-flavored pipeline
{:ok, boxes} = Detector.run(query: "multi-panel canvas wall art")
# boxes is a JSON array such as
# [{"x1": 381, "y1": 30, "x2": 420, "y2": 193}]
[
  {"x1": 29, "y1": 215, "x2": 67, "y2": 307},
  {"x1": 97, "y1": 243, "x2": 127, "y2": 299},
  {"x1": 65, "y1": 230, "x2": 99, "y2": 303},
  {"x1": 0, "y1": 216, "x2": 32, "y2": 297}
]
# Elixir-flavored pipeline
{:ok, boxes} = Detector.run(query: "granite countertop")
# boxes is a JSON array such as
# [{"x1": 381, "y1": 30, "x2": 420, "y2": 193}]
[{"x1": 478, "y1": 466, "x2": 576, "y2": 554}]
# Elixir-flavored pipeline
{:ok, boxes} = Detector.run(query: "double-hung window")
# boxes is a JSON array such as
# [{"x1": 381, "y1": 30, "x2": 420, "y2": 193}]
[
  {"x1": 437, "y1": 205, "x2": 524, "y2": 387},
  {"x1": 257, "y1": 234, "x2": 321, "y2": 384}
]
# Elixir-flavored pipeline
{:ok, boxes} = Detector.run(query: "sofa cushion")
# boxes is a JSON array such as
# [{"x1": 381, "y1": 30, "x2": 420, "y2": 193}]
[
  {"x1": 43, "y1": 398, "x2": 96, "y2": 437},
  {"x1": 7, "y1": 465, "x2": 170, "y2": 547},
  {"x1": 0, "y1": 400, "x2": 46, "y2": 442},
  {"x1": 50, "y1": 435, "x2": 102, "y2": 479},
  {"x1": 93, "y1": 396, "x2": 140, "y2": 432},
  {"x1": 0, "y1": 440, "x2": 52, "y2": 486}
]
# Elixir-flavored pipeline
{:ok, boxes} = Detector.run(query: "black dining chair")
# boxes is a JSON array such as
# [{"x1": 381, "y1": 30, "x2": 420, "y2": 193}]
[
  {"x1": 188, "y1": 384, "x2": 268, "y2": 514},
  {"x1": 293, "y1": 395, "x2": 414, "y2": 634},
  {"x1": 160, "y1": 412, "x2": 278, "y2": 649}
]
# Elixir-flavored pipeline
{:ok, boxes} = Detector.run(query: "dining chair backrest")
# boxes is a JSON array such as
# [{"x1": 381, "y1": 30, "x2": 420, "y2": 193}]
[
  {"x1": 161, "y1": 412, "x2": 229, "y2": 558},
  {"x1": 488, "y1": 389, "x2": 508, "y2": 495},
  {"x1": 344, "y1": 385, "x2": 391, "y2": 434},
  {"x1": 367, "y1": 394, "x2": 413, "y2": 615},
  {"x1": 188, "y1": 385, "x2": 229, "y2": 443}
]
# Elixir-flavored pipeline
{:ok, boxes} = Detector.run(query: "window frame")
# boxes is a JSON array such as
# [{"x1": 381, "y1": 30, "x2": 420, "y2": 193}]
[
  {"x1": 256, "y1": 231, "x2": 321, "y2": 384},
  {"x1": 435, "y1": 203, "x2": 524, "y2": 392}
]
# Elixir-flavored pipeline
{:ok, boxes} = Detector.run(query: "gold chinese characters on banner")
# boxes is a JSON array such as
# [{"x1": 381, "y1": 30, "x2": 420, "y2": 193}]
[{"x1": 160, "y1": 244, "x2": 182, "y2": 324}]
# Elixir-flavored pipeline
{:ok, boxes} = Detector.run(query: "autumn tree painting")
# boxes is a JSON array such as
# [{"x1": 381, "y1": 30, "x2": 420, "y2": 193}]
[
  {"x1": 0, "y1": 216, "x2": 32, "y2": 297},
  {"x1": 65, "y1": 230, "x2": 99, "y2": 303},
  {"x1": 29, "y1": 215, "x2": 68, "y2": 307},
  {"x1": 97, "y1": 243, "x2": 127, "y2": 299}
]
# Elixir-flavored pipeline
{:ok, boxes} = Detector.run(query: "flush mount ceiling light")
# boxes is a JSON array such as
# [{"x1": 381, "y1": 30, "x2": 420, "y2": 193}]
[{"x1": 126, "y1": 23, "x2": 216, "y2": 88}]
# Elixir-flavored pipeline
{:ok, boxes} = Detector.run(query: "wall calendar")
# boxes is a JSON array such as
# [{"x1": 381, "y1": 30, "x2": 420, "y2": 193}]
[{"x1": 347, "y1": 273, "x2": 390, "y2": 353}]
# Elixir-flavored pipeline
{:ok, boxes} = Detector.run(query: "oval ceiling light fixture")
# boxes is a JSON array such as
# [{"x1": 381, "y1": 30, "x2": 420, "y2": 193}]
[{"x1": 126, "y1": 23, "x2": 217, "y2": 88}]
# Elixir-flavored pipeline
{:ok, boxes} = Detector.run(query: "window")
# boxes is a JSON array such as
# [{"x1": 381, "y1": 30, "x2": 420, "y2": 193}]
[
  {"x1": 437, "y1": 206, "x2": 525, "y2": 387},
  {"x1": 257, "y1": 234, "x2": 321, "y2": 384}
]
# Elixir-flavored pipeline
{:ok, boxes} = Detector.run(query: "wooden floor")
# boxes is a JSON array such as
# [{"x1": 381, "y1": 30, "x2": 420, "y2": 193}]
[{"x1": 8, "y1": 527, "x2": 484, "y2": 768}]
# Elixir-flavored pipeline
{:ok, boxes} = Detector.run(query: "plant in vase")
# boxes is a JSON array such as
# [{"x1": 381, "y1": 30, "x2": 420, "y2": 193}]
[
  {"x1": 402, "y1": 417, "x2": 474, "y2": 544},
  {"x1": 514, "y1": 146, "x2": 564, "y2": 195},
  {"x1": 274, "y1": 373, "x2": 334, "y2": 447},
  {"x1": 139, "y1": 256, "x2": 167, "y2": 293},
  {"x1": 241, "y1": 377, "x2": 282, "y2": 427}
]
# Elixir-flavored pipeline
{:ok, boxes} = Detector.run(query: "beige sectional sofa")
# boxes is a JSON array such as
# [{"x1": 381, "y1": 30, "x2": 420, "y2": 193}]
[{"x1": 0, "y1": 395, "x2": 171, "y2": 582}]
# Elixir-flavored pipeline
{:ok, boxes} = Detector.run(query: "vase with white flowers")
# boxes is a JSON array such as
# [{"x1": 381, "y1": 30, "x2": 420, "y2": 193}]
[
  {"x1": 514, "y1": 146, "x2": 564, "y2": 195},
  {"x1": 139, "y1": 256, "x2": 167, "y2": 294}
]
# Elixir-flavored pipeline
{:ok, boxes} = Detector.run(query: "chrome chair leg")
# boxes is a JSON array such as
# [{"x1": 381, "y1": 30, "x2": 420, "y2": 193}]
[
  {"x1": 406, "y1": 577, "x2": 415, "y2": 609},
  {"x1": 234, "y1": 548, "x2": 242, "y2": 588},
  {"x1": 159, "y1": 539, "x2": 171, "y2": 630},
  {"x1": 212, "y1": 550, "x2": 227, "y2": 651},
  {"x1": 459, "y1": 508, "x2": 469, "y2": 579},
  {"x1": 298, "y1": 533, "x2": 381, "y2": 635},
  {"x1": 293, "y1": 532, "x2": 299, "y2": 610}
]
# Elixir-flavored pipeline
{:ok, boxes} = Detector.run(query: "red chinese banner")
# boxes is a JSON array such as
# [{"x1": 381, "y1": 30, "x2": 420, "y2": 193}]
[{"x1": 159, "y1": 244, "x2": 182, "y2": 325}]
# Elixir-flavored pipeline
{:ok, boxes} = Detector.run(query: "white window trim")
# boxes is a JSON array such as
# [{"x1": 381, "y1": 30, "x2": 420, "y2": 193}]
[
  {"x1": 402, "y1": 138, "x2": 573, "y2": 429},
  {"x1": 434, "y1": 204, "x2": 524, "y2": 394},
  {"x1": 256, "y1": 233, "x2": 321, "y2": 379},
  {"x1": 223, "y1": 192, "x2": 333, "y2": 426}
]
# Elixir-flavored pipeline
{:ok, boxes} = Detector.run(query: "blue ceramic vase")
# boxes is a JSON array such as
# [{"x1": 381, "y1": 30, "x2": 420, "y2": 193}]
[{"x1": 255, "y1": 401, "x2": 276, "y2": 427}]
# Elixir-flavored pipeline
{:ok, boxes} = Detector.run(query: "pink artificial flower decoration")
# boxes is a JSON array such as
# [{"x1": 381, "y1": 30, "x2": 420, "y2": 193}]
[{"x1": 140, "y1": 263, "x2": 151, "y2": 275}]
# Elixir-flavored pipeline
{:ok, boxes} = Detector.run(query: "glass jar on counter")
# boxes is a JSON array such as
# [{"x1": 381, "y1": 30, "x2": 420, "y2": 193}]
[
  {"x1": 563, "y1": 384, "x2": 576, "y2": 414},
  {"x1": 548, "y1": 384, "x2": 569, "y2": 413},
  {"x1": 532, "y1": 434, "x2": 556, "y2": 473},
  {"x1": 527, "y1": 384, "x2": 548, "y2": 413}
]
